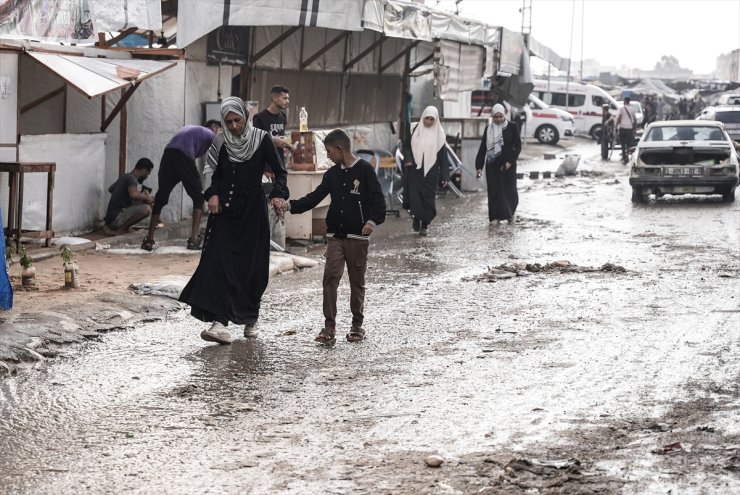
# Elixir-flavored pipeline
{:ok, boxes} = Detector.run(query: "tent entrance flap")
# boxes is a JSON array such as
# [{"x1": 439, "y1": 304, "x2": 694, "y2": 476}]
[{"x1": 25, "y1": 52, "x2": 176, "y2": 98}]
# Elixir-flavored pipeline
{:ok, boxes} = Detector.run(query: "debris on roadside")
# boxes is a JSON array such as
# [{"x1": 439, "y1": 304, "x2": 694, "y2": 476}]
[
  {"x1": 464, "y1": 260, "x2": 627, "y2": 282},
  {"x1": 425, "y1": 454, "x2": 444, "y2": 467},
  {"x1": 503, "y1": 457, "x2": 583, "y2": 489},
  {"x1": 651, "y1": 442, "x2": 684, "y2": 455}
]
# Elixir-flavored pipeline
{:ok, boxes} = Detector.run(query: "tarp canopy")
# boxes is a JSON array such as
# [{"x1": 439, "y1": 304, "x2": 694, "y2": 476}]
[
  {"x1": 527, "y1": 34, "x2": 569, "y2": 72},
  {"x1": 26, "y1": 52, "x2": 176, "y2": 98},
  {"x1": 177, "y1": 0, "x2": 366, "y2": 49},
  {"x1": 625, "y1": 79, "x2": 680, "y2": 99},
  {"x1": 0, "y1": 0, "x2": 162, "y2": 43},
  {"x1": 362, "y1": 0, "x2": 499, "y2": 46}
]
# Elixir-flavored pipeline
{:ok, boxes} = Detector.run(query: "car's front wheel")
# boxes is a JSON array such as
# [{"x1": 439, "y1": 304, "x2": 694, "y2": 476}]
[
  {"x1": 721, "y1": 188, "x2": 736, "y2": 203},
  {"x1": 536, "y1": 124, "x2": 559, "y2": 144},
  {"x1": 631, "y1": 186, "x2": 647, "y2": 203}
]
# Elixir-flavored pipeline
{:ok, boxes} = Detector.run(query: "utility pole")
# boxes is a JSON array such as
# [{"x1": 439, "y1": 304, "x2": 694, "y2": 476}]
[{"x1": 520, "y1": 0, "x2": 532, "y2": 37}]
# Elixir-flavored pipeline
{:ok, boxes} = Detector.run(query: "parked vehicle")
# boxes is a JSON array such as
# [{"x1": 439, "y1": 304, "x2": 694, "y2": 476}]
[
  {"x1": 523, "y1": 94, "x2": 575, "y2": 145},
  {"x1": 628, "y1": 120, "x2": 739, "y2": 203},
  {"x1": 532, "y1": 79, "x2": 619, "y2": 140},
  {"x1": 717, "y1": 94, "x2": 740, "y2": 105},
  {"x1": 616, "y1": 100, "x2": 644, "y2": 126},
  {"x1": 696, "y1": 106, "x2": 740, "y2": 141}
]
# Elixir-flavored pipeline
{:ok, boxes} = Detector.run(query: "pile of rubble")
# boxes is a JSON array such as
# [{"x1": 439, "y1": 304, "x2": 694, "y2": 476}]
[{"x1": 465, "y1": 260, "x2": 626, "y2": 282}]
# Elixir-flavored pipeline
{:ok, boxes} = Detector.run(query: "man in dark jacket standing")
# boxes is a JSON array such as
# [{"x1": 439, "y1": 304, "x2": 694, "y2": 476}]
[{"x1": 286, "y1": 129, "x2": 386, "y2": 344}]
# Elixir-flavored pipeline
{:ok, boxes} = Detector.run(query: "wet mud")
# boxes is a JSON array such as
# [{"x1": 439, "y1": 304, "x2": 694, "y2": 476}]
[{"x1": 0, "y1": 142, "x2": 738, "y2": 493}]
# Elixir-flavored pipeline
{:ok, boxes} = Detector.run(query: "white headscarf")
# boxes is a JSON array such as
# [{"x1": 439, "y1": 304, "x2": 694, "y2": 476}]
[
  {"x1": 486, "y1": 103, "x2": 509, "y2": 159},
  {"x1": 411, "y1": 106, "x2": 446, "y2": 176},
  {"x1": 218, "y1": 96, "x2": 267, "y2": 163}
]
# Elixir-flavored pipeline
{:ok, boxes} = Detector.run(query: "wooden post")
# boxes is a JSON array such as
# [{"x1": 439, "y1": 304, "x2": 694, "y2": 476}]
[
  {"x1": 399, "y1": 48, "x2": 411, "y2": 142},
  {"x1": 119, "y1": 88, "x2": 127, "y2": 176}
]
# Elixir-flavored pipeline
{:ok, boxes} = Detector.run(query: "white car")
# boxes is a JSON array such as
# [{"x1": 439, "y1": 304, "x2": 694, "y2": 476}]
[
  {"x1": 696, "y1": 106, "x2": 740, "y2": 141},
  {"x1": 628, "y1": 120, "x2": 739, "y2": 203},
  {"x1": 717, "y1": 94, "x2": 740, "y2": 105},
  {"x1": 616, "y1": 100, "x2": 644, "y2": 126},
  {"x1": 523, "y1": 94, "x2": 576, "y2": 145}
]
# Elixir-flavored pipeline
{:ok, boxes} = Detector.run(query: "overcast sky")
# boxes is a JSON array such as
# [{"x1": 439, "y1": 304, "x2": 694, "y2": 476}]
[{"x1": 432, "y1": 0, "x2": 740, "y2": 75}]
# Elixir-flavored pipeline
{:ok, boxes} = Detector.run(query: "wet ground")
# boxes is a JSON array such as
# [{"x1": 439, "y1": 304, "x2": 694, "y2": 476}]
[{"x1": 1, "y1": 141, "x2": 738, "y2": 494}]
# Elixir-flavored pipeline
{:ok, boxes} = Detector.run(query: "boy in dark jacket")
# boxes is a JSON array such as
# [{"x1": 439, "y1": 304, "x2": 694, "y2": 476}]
[{"x1": 288, "y1": 129, "x2": 386, "y2": 343}]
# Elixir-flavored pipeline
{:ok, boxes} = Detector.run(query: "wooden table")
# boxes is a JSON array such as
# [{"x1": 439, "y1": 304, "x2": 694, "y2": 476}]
[{"x1": 0, "y1": 161, "x2": 56, "y2": 250}]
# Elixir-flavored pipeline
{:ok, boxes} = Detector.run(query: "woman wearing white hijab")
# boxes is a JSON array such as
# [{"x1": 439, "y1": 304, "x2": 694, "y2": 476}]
[
  {"x1": 475, "y1": 103, "x2": 522, "y2": 225},
  {"x1": 180, "y1": 97, "x2": 289, "y2": 345},
  {"x1": 401, "y1": 106, "x2": 450, "y2": 236}
]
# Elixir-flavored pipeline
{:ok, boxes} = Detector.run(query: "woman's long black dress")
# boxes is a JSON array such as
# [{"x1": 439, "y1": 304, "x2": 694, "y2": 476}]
[
  {"x1": 401, "y1": 144, "x2": 450, "y2": 228},
  {"x1": 179, "y1": 135, "x2": 288, "y2": 324},
  {"x1": 475, "y1": 123, "x2": 522, "y2": 222}
]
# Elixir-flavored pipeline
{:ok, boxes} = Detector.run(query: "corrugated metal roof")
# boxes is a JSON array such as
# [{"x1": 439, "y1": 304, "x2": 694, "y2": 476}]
[{"x1": 27, "y1": 52, "x2": 176, "y2": 98}]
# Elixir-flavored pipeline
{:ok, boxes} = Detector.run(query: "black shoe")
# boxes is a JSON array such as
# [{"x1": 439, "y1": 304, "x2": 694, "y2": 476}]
[
  {"x1": 141, "y1": 237, "x2": 154, "y2": 251},
  {"x1": 419, "y1": 227, "x2": 428, "y2": 236},
  {"x1": 412, "y1": 219, "x2": 420, "y2": 232}
]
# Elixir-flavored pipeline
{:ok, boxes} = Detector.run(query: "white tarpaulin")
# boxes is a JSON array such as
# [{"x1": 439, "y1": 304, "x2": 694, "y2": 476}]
[
  {"x1": 27, "y1": 52, "x2": 176, "y2": 98},
  {"x1": 528, "y1": 34, "x2": 569, "y2": 72},
  {"x1": 89, "y1": 0, "x2": 162, "y2": 33},
  {"x1": 435, "y1": 40, "x2": 486, "y2": 101},
  {"x1": 363, "y1": 0, "x2": 499, "y2": 47},
  {"x1": 0, "y1": 0, "x2": 161, "y2": 42},
  {"x1": 177, "y1": 0, "x2": 365, "y2": 48}
]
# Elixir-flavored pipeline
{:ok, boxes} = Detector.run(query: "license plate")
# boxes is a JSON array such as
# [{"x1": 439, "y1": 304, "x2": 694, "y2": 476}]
[{"x1": 665, "y1": 167, "x2": 703, "y2": 175}]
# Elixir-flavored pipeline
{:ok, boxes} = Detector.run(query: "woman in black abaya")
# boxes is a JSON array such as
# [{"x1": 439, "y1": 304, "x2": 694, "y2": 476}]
[
  {"x1": 401, "y1": 106, "x2": 449, "y2": 236},
  {"x1": 475, "y1": 104, "x2": 521, "y2": 225},
  {"x1": 179, "y1": 97, "x2": 289, "y2": 345}
]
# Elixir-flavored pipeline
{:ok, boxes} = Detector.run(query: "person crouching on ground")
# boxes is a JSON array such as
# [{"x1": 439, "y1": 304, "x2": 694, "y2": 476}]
[
  {"x1": 287, "y1": 129, "x2": 386, "y2": 343},
  {"x1": 103, "y1": 158, "x2": 154, "y2": 235},
  {"x1": 178, "y1": 97, "x2": 289, "y2": 345},
  {"x1": 401, "y1": 106, "x2": 450, "y2": 236},
  {"x1": 475, "y1": 103, "x2": 522, "y2": 225},
  {"x1": 141, "y1": 124, "x2": 216, "y2": 251}
]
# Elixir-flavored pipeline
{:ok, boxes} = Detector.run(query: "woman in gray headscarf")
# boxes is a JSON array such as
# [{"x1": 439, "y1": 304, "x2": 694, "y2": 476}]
[
  {"x1": 475, "y1": 103, "x2": 521, "y2": 224},
  {"x1": 401, "y1": 106, "x2": 450, "y2": 236},
  {"x1": 179, "y1": 97, "x2": 289, "y2": 345}
]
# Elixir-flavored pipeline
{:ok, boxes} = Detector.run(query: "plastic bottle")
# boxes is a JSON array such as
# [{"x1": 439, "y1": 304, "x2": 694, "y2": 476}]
[
  {"x1": 64, "y1": 261, "x2": 80, "y2": 289},
  {"x1": 299, "y1": 107, "x2": 309, "y2": 132}
]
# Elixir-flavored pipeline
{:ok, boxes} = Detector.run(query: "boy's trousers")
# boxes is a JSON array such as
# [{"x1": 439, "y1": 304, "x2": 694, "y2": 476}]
[{"x1": 323, "y1": 237, "x2": 369, "y2": 330}]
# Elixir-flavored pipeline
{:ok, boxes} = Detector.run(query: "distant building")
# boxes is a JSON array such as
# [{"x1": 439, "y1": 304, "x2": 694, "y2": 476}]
[{"x1": 716, "y1": 49, "x2": 740, "y2": 82}]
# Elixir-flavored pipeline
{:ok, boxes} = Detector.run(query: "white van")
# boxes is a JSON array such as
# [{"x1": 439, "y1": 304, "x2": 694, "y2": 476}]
[
  {"x1": 523, "y1": 94, "x2": 575, "y2": 144},
  {"x1": 532, "y1": 79, "x2": 619, "y2": 139}
]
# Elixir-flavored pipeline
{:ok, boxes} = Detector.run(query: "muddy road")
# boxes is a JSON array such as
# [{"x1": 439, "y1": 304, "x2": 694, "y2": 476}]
[{"x1": 1, "y1": 142, "x2": 738, "y2": 494}]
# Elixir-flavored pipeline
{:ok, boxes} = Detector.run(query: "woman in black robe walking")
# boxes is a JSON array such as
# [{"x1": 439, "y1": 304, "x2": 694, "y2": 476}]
[
  {"x1": 475, "y1": 103, "x2": 522, "y2": 225},
  {"x1": 401, "y1": 106, "x2": 449, "y2": 236},
  {"x1": 179, "y1": 97, "x2": 289, "y2": 345}
]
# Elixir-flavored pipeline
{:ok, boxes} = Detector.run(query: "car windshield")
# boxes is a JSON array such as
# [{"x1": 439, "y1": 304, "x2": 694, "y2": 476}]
[
  {"x1": 715, "y1": 111, "x2": 740, "y2": 124},
  {"x1": 645, "y1": 126, "x2": 726, "y2": 142}
]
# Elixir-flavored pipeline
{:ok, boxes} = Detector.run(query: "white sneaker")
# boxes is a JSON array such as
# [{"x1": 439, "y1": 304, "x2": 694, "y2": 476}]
[
  {"x1": 200, "y1": 322, "x2": 233, "y2": 345},
  {"x1": 243, "y1": 323, "x2": 259, "y2": 338}
]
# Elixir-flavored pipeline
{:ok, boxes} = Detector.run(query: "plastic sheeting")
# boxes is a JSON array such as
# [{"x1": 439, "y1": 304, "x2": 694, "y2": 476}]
[
  {"x1": 89, "y1": 0, "x2": 162, "y2": 33},
  {"x1": 0, "y1": 0, "x2": 161, "y2": 42},
  {"x1": 177, "y1": 0, "x2": 365, "y2": 49},
  {"x1": 363, "y1": 0, "x2": 499, "y2": 47},
  {"x1": 434, "y1": 40, "x2": 486, "y2": 101},
  {"x1": 528, "y1": 34, "x2": 570, "y2": 72}
]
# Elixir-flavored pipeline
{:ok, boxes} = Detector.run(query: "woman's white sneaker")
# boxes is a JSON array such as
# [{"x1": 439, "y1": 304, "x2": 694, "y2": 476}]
[{"x1": 200, "y1": 322, "x2": 233, "y2": 345}]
